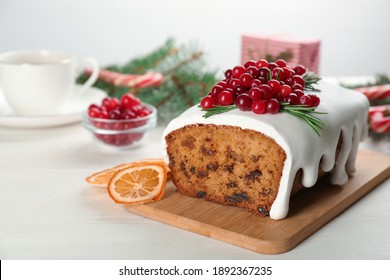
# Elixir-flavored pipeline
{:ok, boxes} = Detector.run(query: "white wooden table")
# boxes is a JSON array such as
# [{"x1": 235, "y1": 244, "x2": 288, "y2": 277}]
[{"x1": 0, "y1": 123, "x2": 389, "y2": 259}]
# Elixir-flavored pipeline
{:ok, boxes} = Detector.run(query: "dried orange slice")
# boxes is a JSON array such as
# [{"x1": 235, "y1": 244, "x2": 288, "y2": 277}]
[
  {"x1": 85, "y1": 158, "x2": 170, "y2": 187},
  {"x1": 108, "y1": 162, "x2": 167, "y2": 205}
]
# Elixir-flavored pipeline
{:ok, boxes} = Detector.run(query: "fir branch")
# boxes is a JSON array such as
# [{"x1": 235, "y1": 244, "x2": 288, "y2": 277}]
[
  {"x1": 77, "y1": 38, "x2": 218, "y2": 123},
  {"x1": 161, "y1": 51, "x2": 204, "y2": 76}
]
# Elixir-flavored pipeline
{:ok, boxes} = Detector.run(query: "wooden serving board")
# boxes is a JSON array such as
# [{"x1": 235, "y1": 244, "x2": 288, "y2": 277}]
[{"x1": 126, "y1": 149, "x2": 390, "y2": 254}]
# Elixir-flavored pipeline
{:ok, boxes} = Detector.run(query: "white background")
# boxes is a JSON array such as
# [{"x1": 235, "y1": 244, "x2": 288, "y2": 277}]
[{"x1": 0, "y1": 0, "x2": 389, "y2": 77}]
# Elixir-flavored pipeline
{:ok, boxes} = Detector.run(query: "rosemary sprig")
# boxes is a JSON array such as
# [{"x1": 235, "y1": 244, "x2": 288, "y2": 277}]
[
  {"x1": 303, "y1": 70, "x2": 321, "y2": 92},
  {"x1": 200, "y1": 103, "x2": 329, "y2": 136},
  {"x1": 280, "y1": 103, "x2": 329, "y2": 136},
  {"x1": 199, "y1": 65, "x2": 326, "y2": 136},
  {"x1": 200, "y1": 105, "x2": 236, "y2": 118}
]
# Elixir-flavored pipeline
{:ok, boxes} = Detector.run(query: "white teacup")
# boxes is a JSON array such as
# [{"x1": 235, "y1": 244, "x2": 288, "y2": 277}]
[{"x1": 0, "y1": 50, "x2": 99, "y2": 116}]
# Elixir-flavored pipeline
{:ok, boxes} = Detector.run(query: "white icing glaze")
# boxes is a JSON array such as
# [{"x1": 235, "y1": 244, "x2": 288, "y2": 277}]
[{"x1": 162, "y1": 81, "x2": 369, "y2": 220}]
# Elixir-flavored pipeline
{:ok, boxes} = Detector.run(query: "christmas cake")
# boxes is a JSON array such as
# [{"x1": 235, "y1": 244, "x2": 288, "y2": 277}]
[{"x1": 162, "y1": 60, "x2": 369, "y2": 220}]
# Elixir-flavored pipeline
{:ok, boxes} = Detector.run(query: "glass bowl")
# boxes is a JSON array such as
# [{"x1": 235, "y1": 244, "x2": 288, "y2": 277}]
[{"x1": 82, "y1": 103, "x2": 157, "y2": 150}]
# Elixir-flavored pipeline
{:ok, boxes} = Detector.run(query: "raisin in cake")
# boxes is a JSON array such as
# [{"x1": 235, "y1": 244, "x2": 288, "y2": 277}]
[{"x1": 162, "y1": 81, "x2": 369, "y2": 220}]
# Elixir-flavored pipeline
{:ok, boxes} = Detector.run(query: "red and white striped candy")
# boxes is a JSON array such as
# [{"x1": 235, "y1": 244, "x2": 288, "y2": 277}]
[
  {"x1": 369, "y1": 105, "x2": 390, "y2": 133},
  {"x1": 85, "y1": 68, "x2": 164, "y2": 89},
  {"x1": 355, "y1": 84, "x2": 390, "y2": 101}
]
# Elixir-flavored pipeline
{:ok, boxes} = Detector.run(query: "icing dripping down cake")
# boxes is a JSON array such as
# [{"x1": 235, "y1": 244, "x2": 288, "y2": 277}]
[{"x1": 162, "y1": 81, "x2": 369, "y2": 220}]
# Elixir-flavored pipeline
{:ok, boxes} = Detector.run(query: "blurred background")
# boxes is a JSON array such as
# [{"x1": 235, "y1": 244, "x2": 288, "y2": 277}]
[{"x1": 1, "y1": 0, "x2": 389, "y2": 76}]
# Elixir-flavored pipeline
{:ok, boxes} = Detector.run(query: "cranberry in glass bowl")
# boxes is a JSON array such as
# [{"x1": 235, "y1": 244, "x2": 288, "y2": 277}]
[{"x1": 82, "y1": 102, "x2": 157, "y2": 150}]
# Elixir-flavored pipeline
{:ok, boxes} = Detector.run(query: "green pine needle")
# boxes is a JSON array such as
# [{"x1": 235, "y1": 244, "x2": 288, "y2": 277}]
[
  {"x1": 280, "y1": 103, "x2": 329, "y2": 137},
  {"x1": 200, "y1": 105, "x2": 236, "y2": 118},
  {"x1": 303, "y1": 71, "x2": 321, "y2": 92},
  {"x1": 200, "y1": 103, "x2": 329, "y2": 137}
]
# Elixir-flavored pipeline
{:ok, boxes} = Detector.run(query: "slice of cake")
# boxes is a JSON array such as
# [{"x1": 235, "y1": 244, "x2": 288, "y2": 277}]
[{"x1": 162, "y1": 60, "x2": 369, "y2": 220}]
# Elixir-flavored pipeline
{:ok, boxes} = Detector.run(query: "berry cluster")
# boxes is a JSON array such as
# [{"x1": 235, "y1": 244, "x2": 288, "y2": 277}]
[
  {"x1": 86, "y1": 93, "x2": 153, "y2": 147},
  {"x1": 200, "y1": 59, "x2": 320, "y2": 115},
  {"x1": 88, "y1": 93, "x2": 151, "y2": 120}
]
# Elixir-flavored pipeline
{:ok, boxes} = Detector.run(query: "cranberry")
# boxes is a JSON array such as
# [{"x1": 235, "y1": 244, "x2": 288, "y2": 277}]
[
  {"x1": 232, "y1": 65, "x2": 246, "y2": 79},
  {"x1": 281, "y1": 67, "x2": 292, "y2": 79},
  {"x1": 98, "y1": 110, "x2": 109, "y2": 119},
  {"x1": 279, "y1": 68, "x2": 290, "y2": 81},
  {"x1": 217, "y1": 81, "x2": 229, "y2": 90},
  {"x1": 109, "y1": 109, "x2": 122, "y2": 119},
  {"x1": 258, "y1": 77, "x2": 267, "y2": 84},
  {"x1": 234, "y1": 86, "x2": 247, "y2": 95},
  {"x1": 268, "y1": 62, "x2": 278, "y2": 70},
  {"x1": 102, "y1": 97, "x2": 111, "y2": 108},
  {"x1": 280, "y1": 85, "x2": 292, "y2": 97},
  {"x1": 251, "y1": 79, "x2": 262, "y2": 88},
  {"x1": 235, "y1": 94, "x2": 252, "y2": 111},
  {"x1": 294, "y1": 64, "x2": 306, "y2": 75},
  {"x1": 293, "y1": 89, "x2": 304, "y2": 98},
  {"x1": 255, "y1": 59, "x2": 269, "y2": 69},
  {"x1": 244, "y1": 60, "x2": 256, "y2": 68},
  {"x1": 88, "y1": 108, "x2": 100, "y2": 118},
  {"x1": 137, "y1": 108, "x2": 151, "y2": 117},
  {"x1": 228, "y1": 78, "x2": 240, "y2": 88},
  {"x1": 292, "y1": 83, "x2": 303, "y2": 91},
  {"x1": 106, "y1": 98, "x2": 120, "y2": 112},
  {"x1": 122, "y1": 109, "x2": 137, "y2": 119},
  {"x1": 266, "y1": 99, "x2": 280, "y2": 114},
  {"x1": 258, "y1": 67, "x2": 270, "y2": 78},
  {"x1": 211, "y1": 85, "x2": 223, "y2": 95},
  {"x1": 291, "y1": 75, "x2": 305, "y2": 87},
  {"x1": 286, "y1": 93, "x2": 299, "y2": 105},
  {"x1": 88, "y1": 104, "x2": 100, "y2": 111},
  {"x1": 275, "y1": 93, "x2": 285, "y2": 102},
  {"x1": 200, "y1": 95, "x2": 216, "y2": 109},
  {"x1": 239, "y1": 73, "x2": 253, "y2": 87},
  {"x1": 284, "y1": 78, "x2": 293, "y2": 86},
  {"x1": 246, "y1": 66, "x2": 259, "y2": 78},
  {"x1": 218, "y1": 90, "x2": 234, "y2": 105},
  {"x1": 224, "y1": 69, "x2": 233, "y2": 79},
  {"x1": 121, "y1": 93, "x2": 141, "y2": 109},
  {"x1": 275, "y1": 59, "x2": 287, "y2": 67},
  {"x1": 248, "y1": 87, "x2": 264, "y2": 100},
  {"x1": 308, "y1": 94, "x2": 320, "y2": 107},
  {"x1": 299, "y1": 95, "x2": 312, "y2": 107},
  {"x1": 267, "y1": 79, "x2": 282, "y2": 94},
  {"x1": 272, "y1": 67, "x2": 283, "y2": 79},
  {"x1": 252, "y1": 100, "x2": 267, "y2": 114},
  {"x1": 259, "y1": 84, "x2": 273, "y2": 100}
]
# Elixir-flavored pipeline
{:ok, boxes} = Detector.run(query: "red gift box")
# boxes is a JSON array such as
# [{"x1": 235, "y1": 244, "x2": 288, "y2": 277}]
[{"x1": 241, "y1": 33, "x2": 321, "y2": 73}]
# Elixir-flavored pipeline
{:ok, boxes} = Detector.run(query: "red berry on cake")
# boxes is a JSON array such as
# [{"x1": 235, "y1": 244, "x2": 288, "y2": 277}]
[
  {"x1": 200, "y1": 95, "x2": 216, "y2": 109},
  {"x1": 239, "y1": 73, "x2": 254, "y2": 88},
  {"x1": 308, "y1": 94, "x2": 320, "y2": 107},
  {"x1": 248, "y1": 87, "x2": 264, "y2": 100},
  {"x1": 252, "y1": 100, "x2": 267, "y2": 114},
  {"x1": 267, "y1": 79, "x2": 282, "y2": 95},
  {"x1": 235, "y1": 93, "x2": 253, "y2": 111},
  {"x1": 299, "y1": 95, "x2": 312, "y2": 106},
  {"x1": 218, "y1": 90, "x2": 234, "y2": 105},
  {"x1": 294, "y1": 64, "x2": 306, "y2": 75},
  {"x1": 232, "y1": 65, "x2": 246, "y2": 79},
  {"x1": 266, "y1": 99, "x2": 280, "y2": 114},
  {"x1": 255, "y1": 59, "x2": 269, "y2": 69}
]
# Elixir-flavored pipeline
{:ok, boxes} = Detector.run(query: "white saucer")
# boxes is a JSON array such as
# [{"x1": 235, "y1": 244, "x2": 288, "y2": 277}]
[{"x1": 0, "y1": 85, "x2": 107, "y2": 128}]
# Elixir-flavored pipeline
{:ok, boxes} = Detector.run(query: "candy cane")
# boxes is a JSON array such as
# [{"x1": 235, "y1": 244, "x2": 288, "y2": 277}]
[
  {"x1": 85, "y1": 68, "x2": 164, "y2": 89},
  {"x1": 355, "y1": 84, "x2": 390, "y2": 101},
  {"x1": 368, "y1": 105, "x2": 390, "y2": 133}
]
